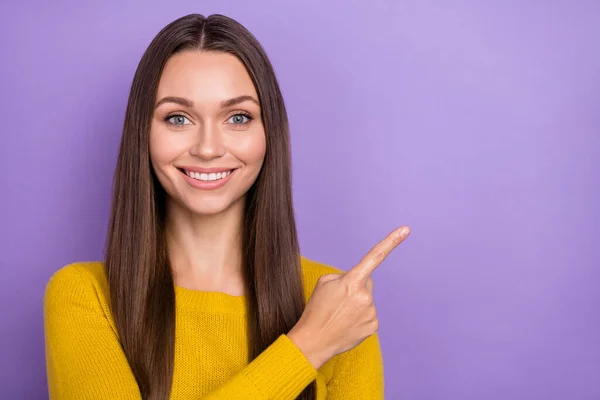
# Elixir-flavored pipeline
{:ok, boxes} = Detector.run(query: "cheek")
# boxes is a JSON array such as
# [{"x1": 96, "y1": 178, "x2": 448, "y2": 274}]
[
  {"x1": 231, "y1": 132, "x2": 266, "y2": 168},
  {"x1": 148, "y1": 127, "x2": 191, "y2": 196},
  {"x1": 149, "y1": 126, "x2": 186, "y2": 169}
]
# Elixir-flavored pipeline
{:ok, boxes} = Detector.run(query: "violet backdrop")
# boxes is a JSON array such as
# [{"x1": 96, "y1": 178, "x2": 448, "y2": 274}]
[{"x1": 1, "y1": 1, "x2": 599, "y2": 399}]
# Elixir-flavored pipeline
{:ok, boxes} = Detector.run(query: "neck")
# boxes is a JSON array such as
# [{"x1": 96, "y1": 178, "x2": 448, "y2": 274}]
[{"x1": 165, "y1": 198, "x2": 246, "y2": 293}]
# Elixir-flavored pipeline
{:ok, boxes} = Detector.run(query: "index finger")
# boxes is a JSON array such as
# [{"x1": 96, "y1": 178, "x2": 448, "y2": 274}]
[{"x1": 344, "y1": 226, "x2": 410, "y2": 283}]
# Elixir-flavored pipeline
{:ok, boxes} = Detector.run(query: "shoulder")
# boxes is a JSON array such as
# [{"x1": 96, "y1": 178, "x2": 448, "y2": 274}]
[
  {"x1": 299, "y1": 256, "x2": 344, "y2": 301},
  {"x1": 44, "y1": 261, "x2": 111, "y2": 317},
  {"x1": 45, "y1": 261, "x2": 108, "y2": 294}
]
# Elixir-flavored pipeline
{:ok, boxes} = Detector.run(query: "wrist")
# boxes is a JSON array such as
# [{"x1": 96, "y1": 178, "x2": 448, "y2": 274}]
[{"x1": 287, "y1": 325, "x2": 331, "y2": 370}]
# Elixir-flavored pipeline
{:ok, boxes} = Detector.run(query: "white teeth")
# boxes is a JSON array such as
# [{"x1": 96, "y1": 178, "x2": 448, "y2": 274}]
[{"x1": 186, "y1": 170, "x2": 232, "y2": 182}]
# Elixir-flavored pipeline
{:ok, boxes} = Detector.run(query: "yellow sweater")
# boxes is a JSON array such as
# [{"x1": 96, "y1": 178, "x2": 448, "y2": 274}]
[{"x1": 44, "y1": 256, "x2": 384, "y2": 399}]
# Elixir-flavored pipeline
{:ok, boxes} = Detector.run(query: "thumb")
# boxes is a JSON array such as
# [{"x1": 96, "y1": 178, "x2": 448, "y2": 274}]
[{"x1": 316, "y1": 273, "x2": 341, "y2": 285}]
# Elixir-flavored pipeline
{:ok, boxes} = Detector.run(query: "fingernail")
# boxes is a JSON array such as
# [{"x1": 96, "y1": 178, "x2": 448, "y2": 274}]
[{"x1": 400, "y1": 227, "x2": 410, "y2": 237}]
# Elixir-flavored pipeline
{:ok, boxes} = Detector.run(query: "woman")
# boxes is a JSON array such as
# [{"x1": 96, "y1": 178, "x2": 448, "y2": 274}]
[{"x1": 43, "y1": 13, "x2": 410, "y2": 399}]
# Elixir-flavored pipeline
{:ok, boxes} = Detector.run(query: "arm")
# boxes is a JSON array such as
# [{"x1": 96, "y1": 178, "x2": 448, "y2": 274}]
[
  {"x1": 326, "y1": 333, "x2": 384, "y2": 400},
  {"x1": 44, "y1": 265, "x2": 317, "y2": 400},
  {"x1": 198, "y1": 335, "x2": 316, "y2": 400},
  {"x1": 44, "y1": 265, "x2": 142, "y2": 399}
]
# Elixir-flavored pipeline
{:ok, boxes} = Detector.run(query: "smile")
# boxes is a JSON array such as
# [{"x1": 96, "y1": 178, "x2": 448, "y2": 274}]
[{"x1": 178, "y1": 167, "x2": 237, "y2": 191}]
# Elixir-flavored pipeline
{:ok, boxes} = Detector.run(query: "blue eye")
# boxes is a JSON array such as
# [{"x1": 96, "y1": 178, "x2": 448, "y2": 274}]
[
  {"x1": 227, "y1": 113, "x2": 252, "y2": 125},
  {"x1": 166, "y1": 114, "x2": 191, "y2": 126}
]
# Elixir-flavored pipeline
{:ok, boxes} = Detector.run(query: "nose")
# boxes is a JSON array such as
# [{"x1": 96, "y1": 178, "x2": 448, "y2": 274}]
[{"x1": 189, "y1": 121, "x2": 225, "y2": 160}]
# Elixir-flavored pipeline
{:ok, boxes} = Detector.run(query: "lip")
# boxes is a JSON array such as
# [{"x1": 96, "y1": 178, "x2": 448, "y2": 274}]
[
  {"x1": 180, "y1": 168, "x2": 236, "y2": 191},
  {"x1": 178, "y1": 166, "x2": 237, "y2": 174}
]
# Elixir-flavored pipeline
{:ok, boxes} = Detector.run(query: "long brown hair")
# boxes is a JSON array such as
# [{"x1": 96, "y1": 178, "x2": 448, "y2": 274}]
[{"x1": 104, "y1": 14, "x2": 315, "y2": 400}]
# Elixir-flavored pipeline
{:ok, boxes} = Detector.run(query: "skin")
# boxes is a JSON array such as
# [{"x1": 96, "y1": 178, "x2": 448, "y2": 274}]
[
  {"x1": 288, "y1": 225, "x2": 410, "y2": 369},
  {"x1": 149, "y1": 50, "x2": 265, "y2": 295},
  {"x1": 148, "y1": 49, "x2": 412, "y2": 370}
]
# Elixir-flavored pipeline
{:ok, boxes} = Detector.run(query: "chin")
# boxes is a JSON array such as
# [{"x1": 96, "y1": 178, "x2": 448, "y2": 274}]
[
  {"x1": 181, "y1": 195, "x2": 242, "y2": 217},
  {"x1": 187, "y1": 204, "x2": 230, "y2": 216}
]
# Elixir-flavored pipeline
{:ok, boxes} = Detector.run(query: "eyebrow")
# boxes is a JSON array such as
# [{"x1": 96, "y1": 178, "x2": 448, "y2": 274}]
[{"x1": 154, "y1": 95, "x2": 260, "y2": 110}]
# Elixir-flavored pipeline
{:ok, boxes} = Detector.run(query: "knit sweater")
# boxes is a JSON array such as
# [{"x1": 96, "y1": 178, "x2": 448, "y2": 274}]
[{"x1": 43, "y1": 256, "x2": 384, "y2": 399}]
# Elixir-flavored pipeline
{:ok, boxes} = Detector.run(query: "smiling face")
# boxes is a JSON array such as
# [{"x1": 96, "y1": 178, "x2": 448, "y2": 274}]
[{"x1": 149, "y1": 50, "x2": 266, "y2": 216}]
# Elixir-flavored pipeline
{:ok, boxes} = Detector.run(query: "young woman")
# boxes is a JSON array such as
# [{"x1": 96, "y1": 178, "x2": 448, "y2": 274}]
[{"x1": 43, "y1": 13, "x2": 410, "y2": 400}]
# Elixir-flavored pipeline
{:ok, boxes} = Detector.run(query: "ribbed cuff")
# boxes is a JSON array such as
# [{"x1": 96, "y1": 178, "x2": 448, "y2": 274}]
[{"x1": 242, "y1": 334, "x2": 318, "y2": 398}]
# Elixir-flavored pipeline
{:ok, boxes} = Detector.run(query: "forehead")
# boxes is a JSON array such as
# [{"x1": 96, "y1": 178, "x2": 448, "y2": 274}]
[{"x1": 157, "y1": 50, "x2": 258, "y2": 103}]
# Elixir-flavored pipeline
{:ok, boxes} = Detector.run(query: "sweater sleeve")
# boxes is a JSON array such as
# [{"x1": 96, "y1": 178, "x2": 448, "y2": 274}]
[
  {"x1": 199, "y1": 335, "x2": 317, "y2": 399},
  {"x1": 44, "y1": 265, "x2": 142, "y2": 399},
  {"x1": 326, "y1": 333, "x2": 385, "y2": 400},
  {"x1": 44, "y1": 265, "x2": 317, "y2": 400}
]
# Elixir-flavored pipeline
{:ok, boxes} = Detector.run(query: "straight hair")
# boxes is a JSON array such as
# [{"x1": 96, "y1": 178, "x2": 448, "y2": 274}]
[{"x1": 104, "y1": 13, "x2": 315, "y2": 399}]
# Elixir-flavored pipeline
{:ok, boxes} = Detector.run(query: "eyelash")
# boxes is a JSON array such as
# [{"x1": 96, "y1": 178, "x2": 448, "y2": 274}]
[
  {"x1": 229, "y1": 111, "x2": 254, "y2": 125},
  {"x1": 163, "y1": 111, "x2": 254, "y2": 127}
]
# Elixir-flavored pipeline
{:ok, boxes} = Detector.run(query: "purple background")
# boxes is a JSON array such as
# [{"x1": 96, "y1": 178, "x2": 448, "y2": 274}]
[{"x1": 1, "y1": 1, "x2": 599, "y2": 399}]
